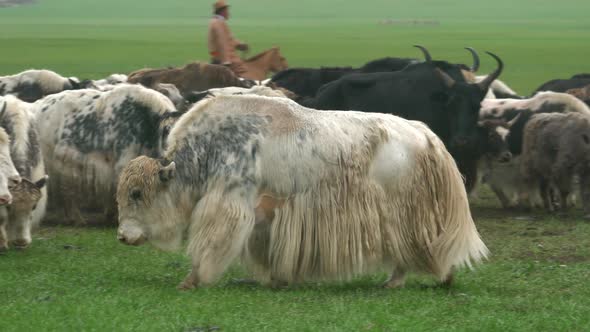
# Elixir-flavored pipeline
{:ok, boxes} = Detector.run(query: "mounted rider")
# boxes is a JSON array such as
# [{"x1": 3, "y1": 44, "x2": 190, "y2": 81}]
[{"x1": 207, "y1": 0, "x2": 249, "y2": 76}]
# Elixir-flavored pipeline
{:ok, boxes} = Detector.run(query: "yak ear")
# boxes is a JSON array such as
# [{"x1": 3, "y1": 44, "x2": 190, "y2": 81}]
[
  {"x1": 159, "y1": 162, "x2": 176, "y2": 183},
  {"x1": 35, "y1": 175, "x2": 49, "y2": 189}
]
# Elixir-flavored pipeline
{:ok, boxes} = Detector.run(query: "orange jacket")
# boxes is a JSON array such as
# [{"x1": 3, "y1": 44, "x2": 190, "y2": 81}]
[{"x1": 207, "y1": 15, "x2": 243, "y2": 64}]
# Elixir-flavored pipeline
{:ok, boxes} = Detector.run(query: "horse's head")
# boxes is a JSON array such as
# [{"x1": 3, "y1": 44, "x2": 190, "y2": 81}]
[{"x1": 269, "y1": 47, "x2": 288, "y2": 73}]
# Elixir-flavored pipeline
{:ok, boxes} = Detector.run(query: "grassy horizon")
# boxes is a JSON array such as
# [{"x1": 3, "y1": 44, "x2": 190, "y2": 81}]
[{"x1": 0, "y1": 0, "x2": 589, "y2": 94}]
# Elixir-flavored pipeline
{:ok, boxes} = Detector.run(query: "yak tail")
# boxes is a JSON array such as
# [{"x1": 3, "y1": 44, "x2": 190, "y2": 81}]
[{"x1": 418, "y1": 133, "x2": 489, "y2": 280}]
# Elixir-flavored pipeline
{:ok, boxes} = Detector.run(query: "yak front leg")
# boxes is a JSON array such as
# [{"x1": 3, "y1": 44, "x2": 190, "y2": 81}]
[
  {"x1": 0, "y1": 208, "x2": 8, "y2": 252},
  {"x1": 182, "y1": 191, "x2": 256, "y2": 290}
]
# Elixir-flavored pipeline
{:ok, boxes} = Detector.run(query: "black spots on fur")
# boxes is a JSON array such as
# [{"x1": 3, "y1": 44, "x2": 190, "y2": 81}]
[
  {"x1": 0, "y1": 112, "x2": 39, "y2": 178},
  {"x1": 15, "y1": 82, "x2": 43, "y2": 103},
  {"x1": 92, "y1": 95, "x2": 100, "y2": 100},
  {"x1": 174, "y1": 114, "x2": 269, "y2": 188},
  {"x1": 225, "y1": 180, "x2": 242, "y2": 193},
  {"x1": 298, "y1": 130, "x2": 307, "y2": 142},
  {"x1": 61, "y1": 96, "x2": 162, "y2": 157},
  {"x1": 0, "y1": 83, "x2": 6, "y2": 95},
  {"x1": 27, "y1": 127, "x2": 41, "y2": 172},
  {"x1": 250, "y1": 143, "x2": 258, "y2": 159},
  {"x1": 538, "y1": 101, "x2": 566, "y2": 113},
  {"x1": 41, "y1": 106, "x2": 49, "y2": 113}
]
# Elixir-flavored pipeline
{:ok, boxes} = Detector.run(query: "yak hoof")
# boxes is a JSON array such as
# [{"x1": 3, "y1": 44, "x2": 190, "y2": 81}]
[
  {"x1": 383, "y1": 280, "x2": 405, "y2": 289},
  {"x1": 555, "y1": 212, "x2": 569, "y2": 219},
  {"x1": 229, "y1": 278, "x2": 260, "y2": 286},
  {"x1": 583, "y1": 214, "x2": 590, "y2": 221},
  {"x1": 440, "y1": 274, "x2": 454, "y2": 288},
  {"x1": 270, "y1": 278, "x2": 289, "y2": 289},
  {"x1": 0, "y1": 245, "x2": 7, "y2": 253},
  {"x1": 177, "y1": 281, "x2": 197, "y2": 291}
]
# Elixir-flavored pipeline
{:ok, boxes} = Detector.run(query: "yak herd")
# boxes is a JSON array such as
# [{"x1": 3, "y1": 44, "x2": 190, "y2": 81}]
[{"x1": 1, "y1": 45, "x2": 589, "y2": 289}]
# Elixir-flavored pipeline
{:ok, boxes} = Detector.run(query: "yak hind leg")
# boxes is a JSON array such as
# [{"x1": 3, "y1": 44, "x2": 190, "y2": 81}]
[
  {"x1": 490, "y1": 184, "x2": 512, "y2": 209},
  {"x1": 539, "y1": 179, "x2": 554, "y2": 213},
  {"x1": 60, "y1": 179, "x2": 86, "y2": 226},
  {"x1": 383, "y1": 268, "x2": 406, "y2": 289}
]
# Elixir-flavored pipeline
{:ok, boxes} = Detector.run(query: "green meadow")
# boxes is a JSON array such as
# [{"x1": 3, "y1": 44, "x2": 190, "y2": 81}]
[{"x1": 1, "y1": 0, "x2": 590, "y2": 331}]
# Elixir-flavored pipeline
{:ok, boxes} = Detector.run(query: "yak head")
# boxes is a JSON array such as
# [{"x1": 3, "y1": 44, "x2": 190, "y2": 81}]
[
  {"x1": 476, "y1": 119, "x2": 513, "y2": 163},
  {"x1": 116, "y1": 156, "x2": 183, "y2": 251},
  {"x1": 434, "y1": 52, "x2": 504, "y2": 154}
]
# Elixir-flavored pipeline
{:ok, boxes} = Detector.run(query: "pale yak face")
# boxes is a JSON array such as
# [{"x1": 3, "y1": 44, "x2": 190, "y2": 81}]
[{"x1": 116, "y1": 156, "x2": 179, "y2": 250}]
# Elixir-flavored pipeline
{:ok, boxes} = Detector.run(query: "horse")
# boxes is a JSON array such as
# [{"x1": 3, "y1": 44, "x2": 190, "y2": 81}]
[{"x1": 240, "y1": 47, "x2": 288, "y2": 81}]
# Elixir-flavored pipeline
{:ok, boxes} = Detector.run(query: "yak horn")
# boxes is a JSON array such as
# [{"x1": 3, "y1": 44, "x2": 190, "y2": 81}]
[
  {"x1": 434, "y1": 68, "x2": 456, "y2": 88},
  {"x1": 507, "y1": 113, "x2": 522, "y2": 127},
  {"x1": 465, "y1": 47, "x2": 480, "y2": 72},
  {"x1": 413, "y1": 45, "x2": 432, "y2": 62},
  {"x1": 477, "y1": 52, "x2": 504, "y2": 92}
]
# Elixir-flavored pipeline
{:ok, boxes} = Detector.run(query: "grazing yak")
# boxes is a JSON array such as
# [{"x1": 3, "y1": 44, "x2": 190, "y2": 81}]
[
  {"x1": 116, "y1": 95, "x2": 488, "y2": 289},
  {"x1": 0, "y1": 127, "x2": 21, "y2": 198},
  {"x1": 566, "y1": 85, "x2": 590, "y2": 106},
  {"x1": 127, "y1": 62, "x2": 254, "y2": 98},
  {"x1": 0, "y1": 69, "x2": 81, "y2": 102},
  {"x1": 534, "y1": 74, "x2": 590, "y2": 94},
  {"x1": 271, "y1": 46, "x2": 482, "y2": 99},
  {"x1": 521, "y1": 112, "x2": 590, "y2": 216},
  {"x1": 31, "y1": 85, "x2": 182, "y2": 225},
  {"x1": 475, "y1": 75, "x2": 523, "y2": 99},
  {"x1": 0, "y1": 127, "x2": 25, "y2": 251},
  {"x1": 0, "y1": 176, "x2": 47, "y2": 250},
  {"x1": 0, "y1": 96, "x2": 47, "y2": 232},
  {"x1": 478, "y1": 92, "x2": 590, "y2": 208},
  {"x1": 301, "y1": 51, "x2": 504, "y2": 191}
]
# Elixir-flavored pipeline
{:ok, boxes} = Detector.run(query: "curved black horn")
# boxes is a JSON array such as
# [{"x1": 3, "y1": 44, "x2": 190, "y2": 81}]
[
  {"x1": 464, "y1": 47, "x2": 480, "y2": 72},
  {"x1": 477, "y1": 52, "x2": 504, "y2": 92},
  {"x1": 413, "y1": 45, "x2": 432, "y2": 62}
]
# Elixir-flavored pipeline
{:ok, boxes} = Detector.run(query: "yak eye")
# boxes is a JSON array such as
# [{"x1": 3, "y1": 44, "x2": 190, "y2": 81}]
[
  {"x1": 32, "y1": 204, "x2": 38, "y2": 211},
  {"x1": 130, "y1": 189, "x2": 142, "y2": 201}
]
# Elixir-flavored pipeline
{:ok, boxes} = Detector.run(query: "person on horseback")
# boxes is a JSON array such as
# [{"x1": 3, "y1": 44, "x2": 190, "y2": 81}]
[{"x1": 208, "y1": 0, "x2": 249, "y2": 76}]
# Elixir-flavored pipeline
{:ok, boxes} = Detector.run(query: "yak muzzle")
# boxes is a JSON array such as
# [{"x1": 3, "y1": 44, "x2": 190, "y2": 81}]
[
  {"x1": 117, "y1": 226, "x2": 146, "y2": 246},
  {"x1": 0, "y1": 194, "x2": 12, "y2": 206}
]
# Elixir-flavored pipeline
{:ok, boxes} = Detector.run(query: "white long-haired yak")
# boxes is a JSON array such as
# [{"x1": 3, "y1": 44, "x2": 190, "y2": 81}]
[{"x1": 116, "y1": 94, "x2": 488, "y2": 290}]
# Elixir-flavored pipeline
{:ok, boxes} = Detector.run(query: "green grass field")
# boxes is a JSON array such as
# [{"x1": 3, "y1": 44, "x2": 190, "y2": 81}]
[{"x1": 1, "y1": 0, "x2": 590, "y2": 331}]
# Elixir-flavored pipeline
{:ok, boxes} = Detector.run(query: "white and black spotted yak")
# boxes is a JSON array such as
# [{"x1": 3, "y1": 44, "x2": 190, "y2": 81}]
[
  {"x1": 0, "y1": 69, "x2": 82, "y2": 102},
  {"x1": 477, "y1": 92, "x2": 590, "y2": 208},
  {"x1": 0, "y1": 128, "x2": 21, "y2": 251},
  {"x1": 31, "y1": 84, "x2": 184, "y2": 225},
  {"x1": 116, "y1": 95, "x2": 488, "y2": 290},
  {"x1": 0, "y1": 96, "x2": 48, "y2": 249}
]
